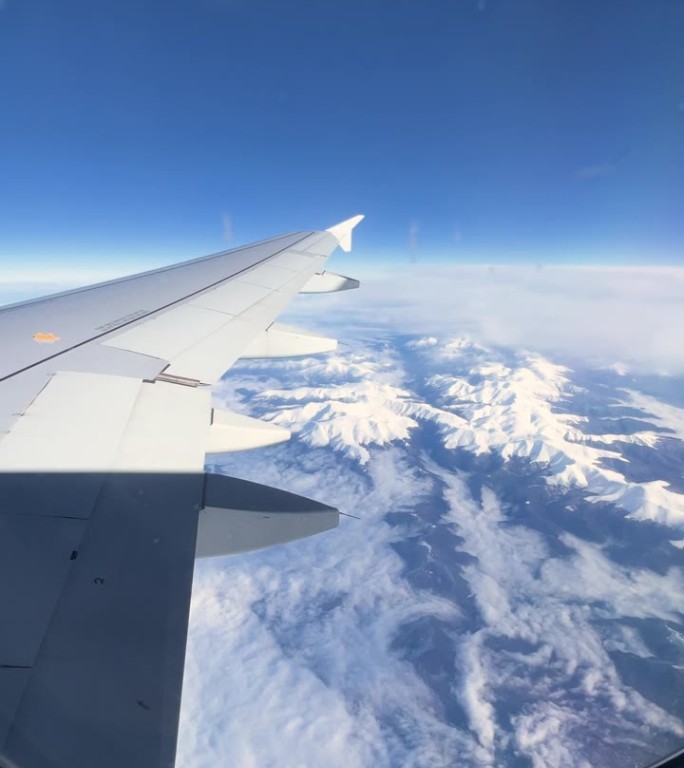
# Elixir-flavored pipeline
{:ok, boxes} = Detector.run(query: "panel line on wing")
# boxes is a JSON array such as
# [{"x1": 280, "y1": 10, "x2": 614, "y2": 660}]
[
  {"x1": 0, "y1": 232, "x2": 309, "y2": 317},
  {"x1": 0, "y1": 232, "x2": 314, "y2": 385}
]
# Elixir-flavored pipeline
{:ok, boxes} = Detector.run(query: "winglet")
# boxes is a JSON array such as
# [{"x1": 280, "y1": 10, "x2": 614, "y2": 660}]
[{"x1": 326, "y1": 214, "x2": 365, "y2": 253}]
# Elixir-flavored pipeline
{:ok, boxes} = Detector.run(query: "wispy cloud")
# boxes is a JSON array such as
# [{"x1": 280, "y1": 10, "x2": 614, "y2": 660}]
[
  {"x1": 576, "y1": 163, "x2": 613, "y2": 180},
  {"x1": 221, "y1": 211, "x2": 234, "y2": 243},
  {"x1": 576, "y1": 149, "x2": 630, "y2": 180},
  {"x1": 179, "y1": 446, "x2": 476, "y2": 768},
  {"x1": 437, "y1": 470, "x2": 684, "y2": 765}
]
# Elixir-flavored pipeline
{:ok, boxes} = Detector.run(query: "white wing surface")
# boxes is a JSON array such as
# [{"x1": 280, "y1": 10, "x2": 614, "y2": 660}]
[{"x1": 0, "y1": 216, "x2": 363, "y2": 768}]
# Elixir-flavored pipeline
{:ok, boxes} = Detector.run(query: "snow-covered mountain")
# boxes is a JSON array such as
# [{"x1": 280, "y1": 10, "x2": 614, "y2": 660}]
[
  {"x1": 180, "y1": 330, "x2": 684, "y2": 768},
  {"x1": 218, "y1": 336, "x2": 684, "y2": 530}
]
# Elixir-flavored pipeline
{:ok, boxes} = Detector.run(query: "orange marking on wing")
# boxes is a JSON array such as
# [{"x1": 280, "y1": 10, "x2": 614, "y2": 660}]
[{"x1": 32, "y1": 332, "x2": 60, "y2": 343}]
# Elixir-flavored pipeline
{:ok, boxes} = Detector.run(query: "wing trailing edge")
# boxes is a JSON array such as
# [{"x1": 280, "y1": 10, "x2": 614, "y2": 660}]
[
  {"x1": 242, "y1": 323, "x2": 337, "y2": 358},
  {"x1": 206, "y1": 409, "x2": 290, "y2": 453}
]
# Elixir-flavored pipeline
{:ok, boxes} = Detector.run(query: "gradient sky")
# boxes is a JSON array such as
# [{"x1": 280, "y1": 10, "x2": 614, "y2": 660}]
[{"x1": 1, "y1": 0, "x2": 683, "y2": 271}]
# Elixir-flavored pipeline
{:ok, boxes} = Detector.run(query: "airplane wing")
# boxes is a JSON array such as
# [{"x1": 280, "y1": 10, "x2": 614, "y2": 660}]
[{"x1": 0, "y1": 215, "x2": 364, "y2": 768}]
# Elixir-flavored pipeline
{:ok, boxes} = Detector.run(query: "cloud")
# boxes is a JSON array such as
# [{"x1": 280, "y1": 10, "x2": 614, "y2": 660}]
[
  {"x1": 576, "y1": 149, "x2": 630, "y2": 180},
  {"x1": 437, "y1": 470, "x2": 684, "y2": 764},
  {"x1": 513, "y1": 704, "x2": 593, "y2": 768},
  {"x1": 179, "y1": 445, "x2": 477, "y2": 768},
  {"x1": 575, "y1": 164, "x2": 613, "y2": 180},
  {"x1": 457, "y1": 631, "x2": 497, "y2": 758},
  {"x1": 625, "y1": 390, "x2": 684, "y2": 442},
  {"x1": 4, "y1": 260, "x2": 681, "y2": 380},
  {"x1": 286, "y1": 265, "x2": 684, "y2": 376}
]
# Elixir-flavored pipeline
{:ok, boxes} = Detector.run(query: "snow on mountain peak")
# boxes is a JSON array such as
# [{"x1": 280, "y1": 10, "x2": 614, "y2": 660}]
[
  {"x1": 415, "y1": 339, "x2": 684, "y2": 527},
  {"x1": 218, "y1": 350, "x2": 454, "y2": 464},
  {"x1": 217, "y1": 336, "x2": 684, "y2": 526},
  {"x1": 254, "y1": 378, "x2": 465, "y2": 465},
  {"x1": 259, "y1": 381, "x2": 417, "y2": 464}
]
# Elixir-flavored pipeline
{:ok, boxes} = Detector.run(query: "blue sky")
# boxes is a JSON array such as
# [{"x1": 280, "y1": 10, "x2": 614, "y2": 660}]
[{"x1": 0, "y1": 0, "x2": 682, "y2": 270}]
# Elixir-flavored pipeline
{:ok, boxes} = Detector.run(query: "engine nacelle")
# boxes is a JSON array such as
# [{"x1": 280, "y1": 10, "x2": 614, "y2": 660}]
[
  {"x1": 300, "y1": 271, "x2": 360, "y2": 294},
  {"x1": 196, "y1": 473, "x2": 339, "y2": 558}
]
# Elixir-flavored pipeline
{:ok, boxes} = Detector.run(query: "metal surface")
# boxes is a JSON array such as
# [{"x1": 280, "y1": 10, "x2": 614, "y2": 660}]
[
  {"x1": 0, "y1": 472, "x2": 203, "y2": 768},
  {"x1": 0, "y1": 217, "x2": 360, "y2": 384},
  {"x1": 300, "y1": 270, "x2": 361, "y2": 293},
  {"x1": 196, "y1": 473, "x2": 339, "y2": 558},
  {"x1": 0, "y1": 231, "x2": 309, "y2": 382},
  {"x1": 0, "y1": 216, "x2": 364, "y2": 768},
  {"x1": 242, "y1": 323, "x2": 337, "y2": 358},
  {"x1": 0, "y1": 513, "x2": 86, "y2": 666},
  {"x1": 205, "y1": 409, "x2": 290, "y2": 453},
  {"x1": 0, "y1": 372, "x2": 143, "y2": 471}
]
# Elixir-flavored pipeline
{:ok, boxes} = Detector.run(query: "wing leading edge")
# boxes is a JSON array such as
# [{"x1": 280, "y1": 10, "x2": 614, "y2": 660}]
[{"x1": 0, "y1": 215, "x2": 364, "y2": 768}]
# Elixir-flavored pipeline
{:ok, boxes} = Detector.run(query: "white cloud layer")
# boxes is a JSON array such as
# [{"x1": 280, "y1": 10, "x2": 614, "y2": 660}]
[
  {"x1": 4, "y1": 261, "x2": 682, "y2": 376},
  {"x1": 287, "y1": 265, "x2": 684, "y2": 375}
]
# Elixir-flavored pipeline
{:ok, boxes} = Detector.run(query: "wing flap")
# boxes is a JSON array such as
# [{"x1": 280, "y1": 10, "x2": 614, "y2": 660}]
[
  {"x1": 0, "y1": 669, "x2": 30, "y2": 746},
  {"x1": 0, "y1": 372, "x2": 143, "y2": 472},
  {"x1": 0, "y1": 374, "x2": 212, "y2": 474},
  {"x1": 206, "y1": 410, "x2": 290, "y2": 453},
  {"x1": 242, "y1": 323, "x2": 337, "y2": 358},
  {"x1": 1, "y1": 472, "x2": 203, "y2": 768},
  {"x1": 112, "y1": 381, "x2": 210, "y2": 472},
  {"x1": 0, "y1": 513, "x2": 86, "y2": 667}
]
